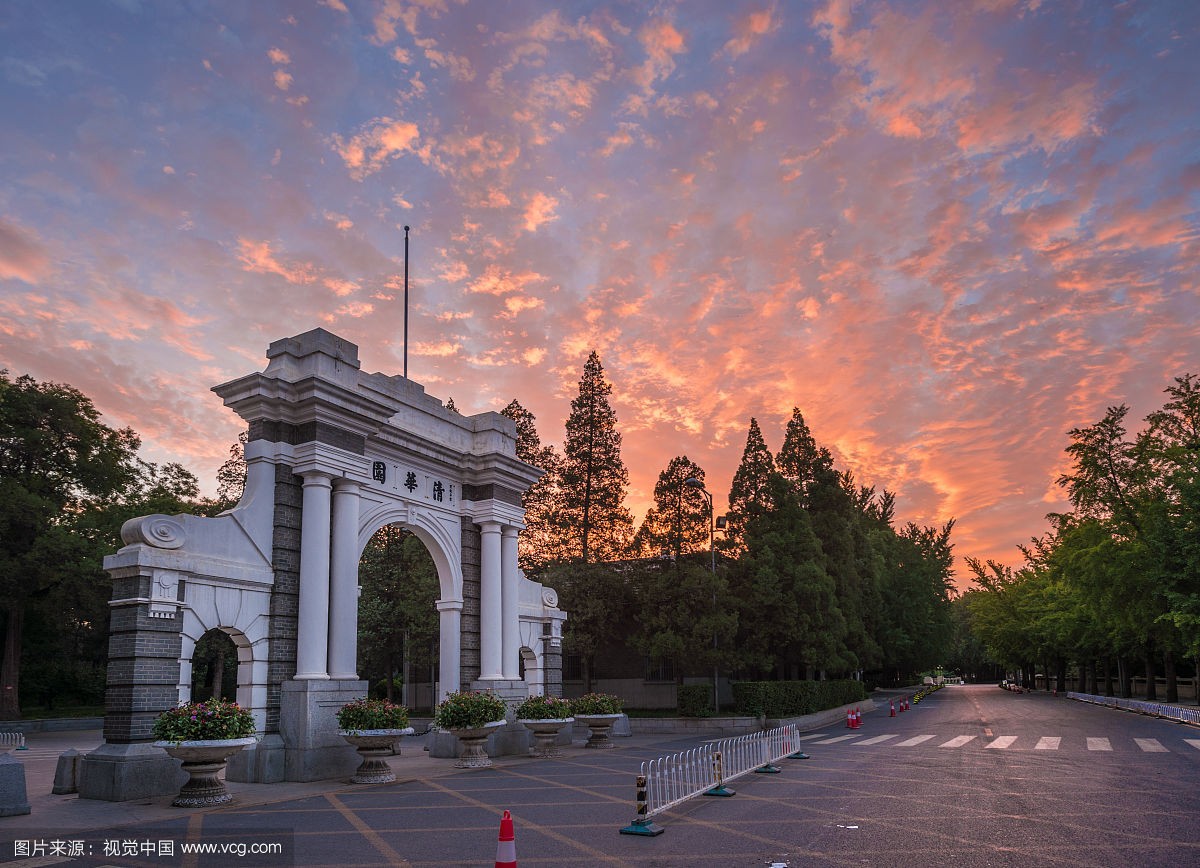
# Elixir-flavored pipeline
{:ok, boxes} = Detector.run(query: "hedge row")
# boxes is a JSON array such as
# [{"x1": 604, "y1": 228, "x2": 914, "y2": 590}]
[
  {"x1": 731, "y1": 679, "x2": 867, "y2": 717},
  {"x1": 676, "y1": 684, "x2": 713, "y2": 717}
]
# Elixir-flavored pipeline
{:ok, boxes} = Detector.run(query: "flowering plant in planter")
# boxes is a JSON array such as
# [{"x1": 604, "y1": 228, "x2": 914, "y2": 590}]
[
  {"x1": 571, "y1": 692, "x2": 624, "y2": 715},
  {"x1": 152, "y1": 698, "x2": 256, "y2": 743},
  {"x1": 336, "y1": 698, "x2": 410, "y2": 733},
  {"x1": 515, "y1": 694, "x2": 574, "y2": 721},
  {"x1": 433, "y1": 690, "x2": 508, "y2": 730}
]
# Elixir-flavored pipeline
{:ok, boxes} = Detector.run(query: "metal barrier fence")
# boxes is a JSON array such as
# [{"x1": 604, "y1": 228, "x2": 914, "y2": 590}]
[
  {"x1": 1068, "y1": 692, "x2": 1200, "y2": 726},
  {"x1": 620, "y1": 723, "x2": 808, "y2": 836},
  {"x1": 0, "y1": 732, "x2": 26, "y2": 751}
]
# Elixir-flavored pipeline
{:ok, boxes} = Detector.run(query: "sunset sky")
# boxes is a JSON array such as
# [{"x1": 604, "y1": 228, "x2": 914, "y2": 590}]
[{"x1": 2, "y1": 1, "x2": 1198, "y2": 587}]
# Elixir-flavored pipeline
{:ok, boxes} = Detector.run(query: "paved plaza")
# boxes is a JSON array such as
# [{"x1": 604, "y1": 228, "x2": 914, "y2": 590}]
[{"x1": 4, "y1": 726, "x2": 809, "y2": 867}]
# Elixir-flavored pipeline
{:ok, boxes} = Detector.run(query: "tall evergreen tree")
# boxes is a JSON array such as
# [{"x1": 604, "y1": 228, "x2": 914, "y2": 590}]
[
  {"x1": 501, "y1": 399, "x2": 564, "y2": 570},
  {"x1": 556, "y1": 352, "x2": 632, "y2": 563},
  {"x1": 632, "y1": 456, "x2": 709, "y2": 560},
  {"x1": 723, "y1": 418, "x2": 776, "y2": 553},
  {"x1": 732, "y1": 474, "x2": 844, "y2": 676},
  {"x1": 776, "y1": 407, "x2": 834, "y2": 505},
  {"x1": 776, "y1": 408, "x2": 878, "y2": 673}
]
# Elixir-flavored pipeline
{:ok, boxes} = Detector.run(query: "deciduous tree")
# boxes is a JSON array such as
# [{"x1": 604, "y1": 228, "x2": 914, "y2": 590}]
[{"x1": 0, "y1": 371, "x2": 140, "y2": 717}]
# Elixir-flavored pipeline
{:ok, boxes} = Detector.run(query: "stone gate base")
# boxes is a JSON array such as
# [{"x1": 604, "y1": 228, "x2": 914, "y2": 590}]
[
  {"x1": 79, "y1": 744, "x2": 186, "y2": 802},
  {"x1": 277, "y1": 679, "x2": 366, "y2": 782}
]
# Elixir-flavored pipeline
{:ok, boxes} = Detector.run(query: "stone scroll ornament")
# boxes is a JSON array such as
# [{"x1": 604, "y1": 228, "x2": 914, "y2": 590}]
[{"x1": 121, "y1": 514, "x2": 188, "y2": 549}]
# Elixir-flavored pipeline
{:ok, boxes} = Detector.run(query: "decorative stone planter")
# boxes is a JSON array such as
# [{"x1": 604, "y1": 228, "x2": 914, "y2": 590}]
[
  {"x1": 154, "y1": 737, "x2": 257, "y2": 807},
  {"x1": 575, "y1": 713, "x2": 622, "y2": 749},
  {"x1": 517, "y1": 717, "x2": 574, "y2": 758},
  {"x1": 445, "y1": 720, "x2": 506, "y2": 768},
  {"x1": 339, "y1": 728, "x2": 415, "y2": 784}
]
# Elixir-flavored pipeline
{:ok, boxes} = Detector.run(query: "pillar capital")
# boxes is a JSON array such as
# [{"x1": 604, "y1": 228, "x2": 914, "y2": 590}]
[{"x1": 300, "y1": 471, "x2": 334, "y2": 488}]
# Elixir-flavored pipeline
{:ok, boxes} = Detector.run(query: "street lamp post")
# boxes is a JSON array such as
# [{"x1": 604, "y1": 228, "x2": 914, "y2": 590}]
[{"x1": 684, "y1": 477, "x2": 719, "y2": 714}]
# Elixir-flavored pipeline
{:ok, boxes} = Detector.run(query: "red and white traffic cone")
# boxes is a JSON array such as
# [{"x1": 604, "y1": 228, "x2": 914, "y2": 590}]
[
  {"x1": 495, "y1": 810, "x2": 516, "y2": 868},
  {"x1": 890, "y1": 700, "x2": 896, "y2": 717},
  {"x1": 855, "y1": 708, "x2": 863, "y2": 728},
  {"x1": 846, "y1": 708, "x2": 854, "y2": 728}
]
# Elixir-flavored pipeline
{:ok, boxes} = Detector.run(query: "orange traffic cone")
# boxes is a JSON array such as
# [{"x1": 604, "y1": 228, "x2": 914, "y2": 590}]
[
  {"x1": 846, "y1": 708, "x2": 854, "y2": 728},
  {"x1": 855, "y1": 708, "x2": 863, "y2": 728},
  {"x1": 495, "y1": 810, "x2": 516, "y2": 868},
  {"x1": 890, "y1": 700, "x2": 896, "y2": 717}
]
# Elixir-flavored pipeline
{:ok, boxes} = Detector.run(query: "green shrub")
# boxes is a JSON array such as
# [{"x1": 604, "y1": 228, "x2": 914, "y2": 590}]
[
  {"x1": 571, "y1": 692, "x2": 623, "y2": 715},
  {"x1": 370, "y1": 677, "x2": 403, "y2": 700},
  {"x1": 336, "y1": 697, "x2": 409, "y2": 732},
  {"x1": 732, "y1": 679, "x2": 867, "y2": 717},
  {"x1": 514, "y1": 694, "x2": 574, "y2": 720},
  {"x1": 676, "y1": 684, "x2": 713, "y2": 717},
  {"x1": 433, "y1": 691, "x2": 508, "y2": 729}
]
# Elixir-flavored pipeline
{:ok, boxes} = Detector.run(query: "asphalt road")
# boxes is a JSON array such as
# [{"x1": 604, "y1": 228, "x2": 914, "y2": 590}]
[{"x1": 3, "y1": 685, "x2": 1197, "y2": 867}]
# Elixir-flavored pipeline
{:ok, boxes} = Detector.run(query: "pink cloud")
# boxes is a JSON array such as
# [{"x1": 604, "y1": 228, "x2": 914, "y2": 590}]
[
  {"x1": 466, "y1": 264, "x2": 546, "y2": 296},
  {"x1": 0, "y1": 219, "x2": 52, "y2": 284},
  {"x1": 332, "y1": 118, "x2": 421, "y2": 180},
  {"x1": 721, "y1": 7, "x2": 780, "y2": 59},
  {"x1": 633, "y1": 18, "x2": 686, "y2": 94},
  {"x1": 956, "y1": 80, "x2": 1101, "y2": 155},
  {"x1": 522, "y1": 191, "x2": 559, "y2": 232},
  {"x1": 235, "y1": 239, "x2": 317, "y2": 284}
]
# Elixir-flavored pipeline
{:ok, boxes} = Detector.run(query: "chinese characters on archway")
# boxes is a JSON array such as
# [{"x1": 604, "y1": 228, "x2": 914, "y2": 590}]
[{"x1": 371, "y1": 461, "x2": 454, "y2": 504}]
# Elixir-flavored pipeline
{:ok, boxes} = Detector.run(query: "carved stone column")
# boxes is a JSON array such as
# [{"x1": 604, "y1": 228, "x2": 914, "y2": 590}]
[
  {"x1": 436, "y1": 599, "x2": 462, "y2": 702},
  {"x1": 295, "y1": 472, "x2": 332, "y2": 679},
  {"x1": 327, "y1": 479, "x2": 360, "y2": 680},
  {"x1": 478, "y1": 521, "x2": 503, "y2": 680},
  {"x1": 501, "y1": 527, "x2": 520, "y2": 679}
]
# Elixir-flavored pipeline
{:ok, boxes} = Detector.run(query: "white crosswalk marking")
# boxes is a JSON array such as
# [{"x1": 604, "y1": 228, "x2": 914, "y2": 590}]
[
  {"x1": 939, "y1": 736, "x2": 976, "y2": 748},
  {"x1": 854, "y1": 734, "x2": 899, "y2": 745},
  {"x1": 797, "y1": 734, "x2": 829, "y2": 741},
  {"x1": 799, "y1": 733, "x2": 1200, "y2": 752},
  {"x1": 814, "y1": 734, "x2": 861, "y2": 745},
  {"x1": 896, "y1": 734, "x2": 936, "y2": 747}
]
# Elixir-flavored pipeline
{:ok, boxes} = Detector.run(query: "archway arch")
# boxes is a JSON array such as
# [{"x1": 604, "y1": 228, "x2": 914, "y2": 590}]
[
  {"x1": 357, "y1": 501, "x2": 463, "y2": 603},
  {"x1": 356, "y1": 524, "x2": 441, "y2": 712}
]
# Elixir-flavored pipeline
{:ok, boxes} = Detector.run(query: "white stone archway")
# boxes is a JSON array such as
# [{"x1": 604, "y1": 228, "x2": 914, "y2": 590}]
[{"x1": 80, "y1": 328, "x2": 565, "y2": 800}]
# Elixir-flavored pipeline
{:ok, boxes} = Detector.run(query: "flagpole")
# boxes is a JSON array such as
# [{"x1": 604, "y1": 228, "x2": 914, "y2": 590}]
[{"x1": 403, "y1": 224, "x2": 410, "y2": 379}]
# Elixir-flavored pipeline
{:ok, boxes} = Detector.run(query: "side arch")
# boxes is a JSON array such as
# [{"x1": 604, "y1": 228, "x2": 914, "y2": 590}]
[{"x1": 178, "y1": 580, "x2": 272, "y2": 733}]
